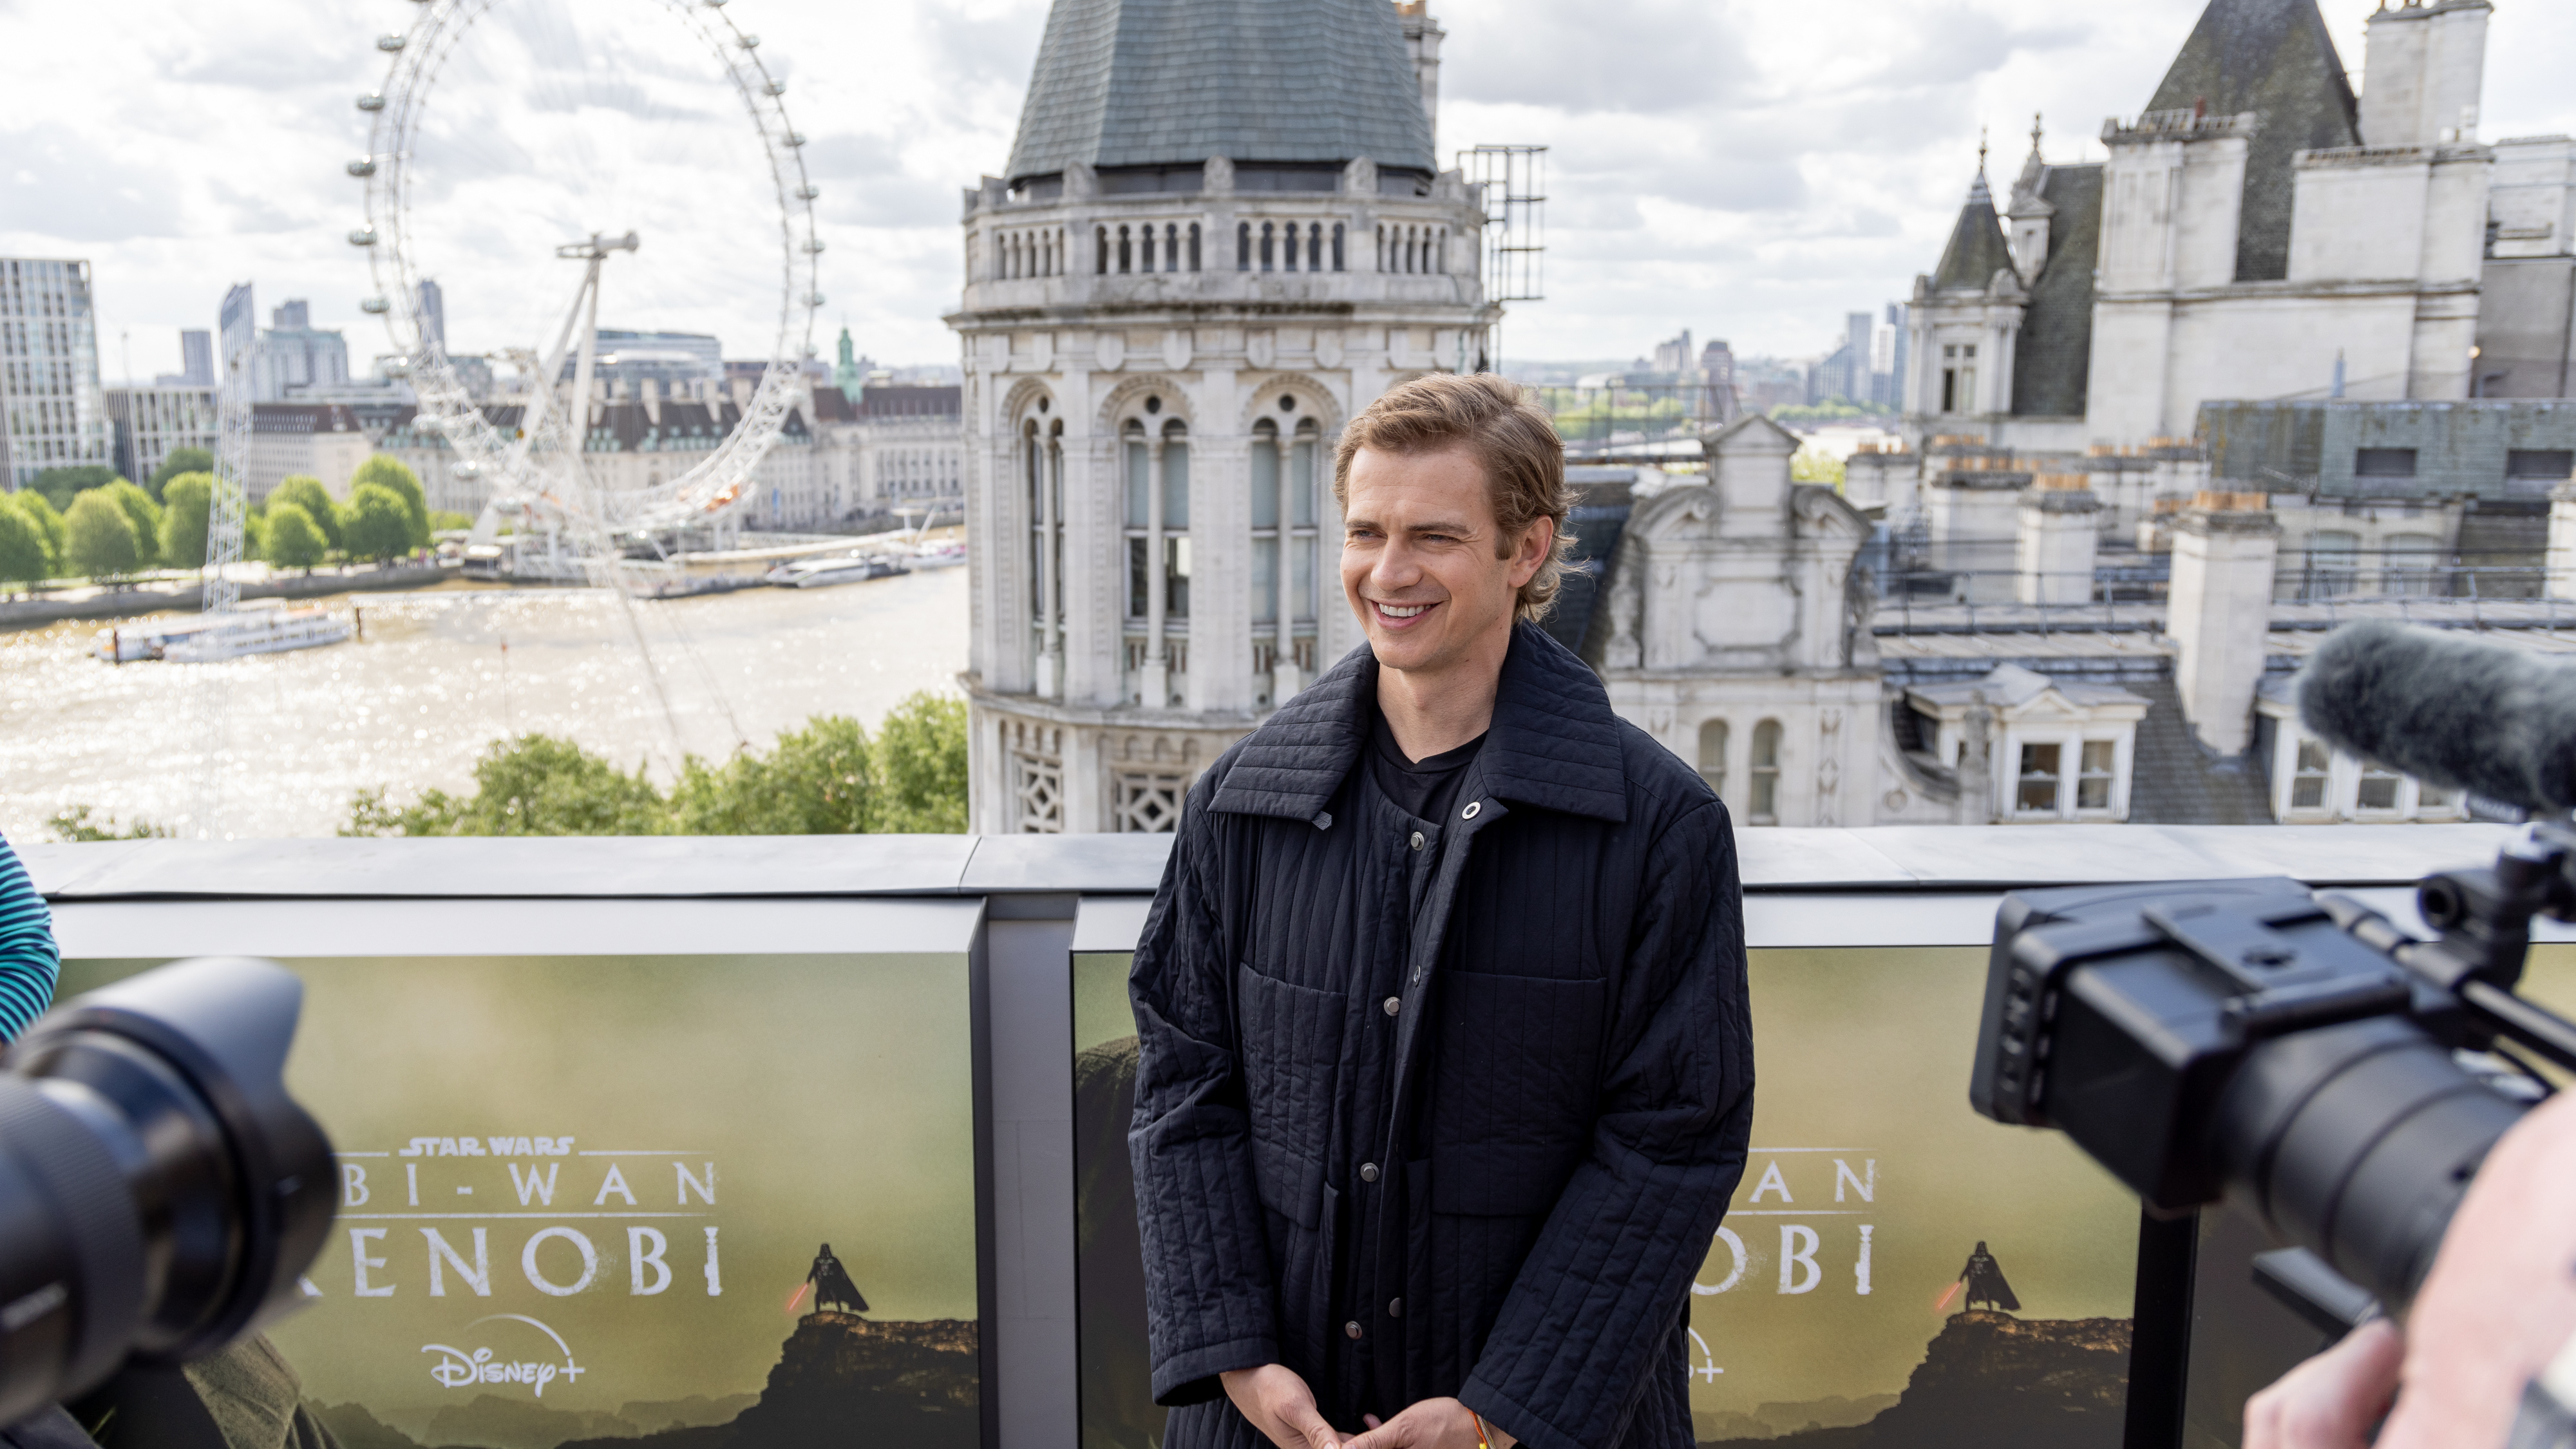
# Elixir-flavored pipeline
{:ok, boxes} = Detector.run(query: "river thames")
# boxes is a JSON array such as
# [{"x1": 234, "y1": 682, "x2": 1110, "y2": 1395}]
[{"x1": 0, "y1": 567, "x2": 969, "y2": 841}]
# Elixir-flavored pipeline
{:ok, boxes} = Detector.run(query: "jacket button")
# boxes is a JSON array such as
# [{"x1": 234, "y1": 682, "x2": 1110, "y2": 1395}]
[
  {"x1": 1462, "y1": 800, "x2": 1481, "y2": 819},
  {"x1": 1345, "y1": 1321, "x2": 1363, "y2": 1340},
  {"x1": 1360, "y1": 1162, "x2": 1379, "y2": 1182},
  {"x1": 1409, "y1": 831, "x2": 1425, "y2": 850},
  {"x1": 1383, "y1": 996, "x2": 1401, "y2": 1017},
  {"x1": 1388, "y1": 1298, "x2": 1403, "y2": 1318}
]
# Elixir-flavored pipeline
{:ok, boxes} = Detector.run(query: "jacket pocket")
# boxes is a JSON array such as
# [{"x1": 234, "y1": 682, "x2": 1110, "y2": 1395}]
[
  {"x1": 1238, "y1": 963, "x2": 1343, "y2": 1229},
  {"x1": 1429, "y1": 969, "x2": 1605, "y2": 1213}
]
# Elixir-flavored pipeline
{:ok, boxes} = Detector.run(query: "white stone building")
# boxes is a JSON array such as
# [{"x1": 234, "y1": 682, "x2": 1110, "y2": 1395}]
[
  {"x1": 105, "y1": 385, "x2": 220, "y2": 486},
  {"x1": 245, "y1": 403, "x2": 374, "y2": 504},
  {"x1": 951, "y1": 0, "x2": 1493, "y2": 833},
  {"x1": 1905, "y1": 0, "x2": 2575, "y2": 456},
  {"x1": 0, "y1": 257, "x2": 110, "y2": 489}
]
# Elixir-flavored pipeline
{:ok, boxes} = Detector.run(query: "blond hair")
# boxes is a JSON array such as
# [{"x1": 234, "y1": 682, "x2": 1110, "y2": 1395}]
[{"x1": 1332, "y1": 373, "x2": 1575, "y2": 621}]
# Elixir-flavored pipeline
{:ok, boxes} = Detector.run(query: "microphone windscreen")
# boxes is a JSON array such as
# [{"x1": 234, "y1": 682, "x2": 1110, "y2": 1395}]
[{"x1": 2298, "y1": 620, "x2": 2576, "y2": 811}]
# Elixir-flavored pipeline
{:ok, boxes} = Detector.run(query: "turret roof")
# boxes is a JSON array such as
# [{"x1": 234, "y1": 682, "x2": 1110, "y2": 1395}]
[
  {"x1": 2145, "y1": 0, "x2": 2360, "y2": 282},
  {"x1": 1002, "y1": 0, "x2": 1435, "y2": 187},
  {"x1": 1929, "y1": 172, "x2": 2016, "y2": 292}
]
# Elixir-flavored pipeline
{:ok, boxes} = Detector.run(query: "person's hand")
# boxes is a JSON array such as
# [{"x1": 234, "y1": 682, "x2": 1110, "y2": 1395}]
[
  {"x1": 1223, "y1": 1364, "x2": 1342, "y2": 1449},
  {"x1": 2243, "y1": 1318, "x2": 2400, "y2": 1449},
  {"x1": 1342, "y1": 1397, "x2": 1516, "y2": 1449}
]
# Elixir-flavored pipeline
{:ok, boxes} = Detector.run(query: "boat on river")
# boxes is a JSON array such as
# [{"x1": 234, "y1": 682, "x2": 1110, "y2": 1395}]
[
  {"x1": 93, "y1": 608, "x2": 354, "y2": 663},
  {"x1": 909, "y1": 539, "x2": 967, "y2": 569},
  {"x1": 763, "y1": 553, "x2": 911, "y2": 589}
]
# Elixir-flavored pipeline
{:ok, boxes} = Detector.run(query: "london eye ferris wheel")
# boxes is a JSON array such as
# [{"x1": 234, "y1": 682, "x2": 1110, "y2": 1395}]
[{"x1": 342, "y1": 0, "x2": 827, "y2": 554}]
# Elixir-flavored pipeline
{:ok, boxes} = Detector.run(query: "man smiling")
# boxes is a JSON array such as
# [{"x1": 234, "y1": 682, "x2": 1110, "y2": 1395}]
[{"x1": 1128, "y1": 374, "x2": 1753, "y2": 1449}]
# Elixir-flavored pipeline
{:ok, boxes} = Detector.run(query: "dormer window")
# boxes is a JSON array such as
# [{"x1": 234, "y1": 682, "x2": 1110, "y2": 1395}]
[{"x1": 2256, "y1": 685, "x2": 2469, "y2": 823}]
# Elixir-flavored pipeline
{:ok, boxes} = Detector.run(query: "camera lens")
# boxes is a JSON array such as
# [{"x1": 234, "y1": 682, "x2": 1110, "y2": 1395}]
[
  {"x1": 0, "y1": 959, "x2": 335, "y2": 1425},
  {"x1": 2211, "y1": 1015, "x2": 2521, "y2": 1311}
]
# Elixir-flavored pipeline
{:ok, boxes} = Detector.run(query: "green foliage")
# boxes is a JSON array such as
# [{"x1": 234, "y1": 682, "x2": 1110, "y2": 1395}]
[
  {"x1": 269, "y1": 477, "x2": 342, "y2": 551},
  {"x1": 350, "y1": 454, "x2": 430, "y2": 548},
  {"x1": 97, "y1": 480, "x2": 163, "y2": 568},
  {"x1": 1766, "y1": 399, "x2": 1895, "y2": 424},
  {"x1": 29, "y1": 465, "x2": 118, "y2": 511},
  {"x1": 873, "y1": 692, "x2": 970, "y2": 833},
  {"x1": 342, "y1": 483, "x2": 412, "y2": 562},
  {"x1": 347, "y1": 696, "x2": 972, "y2": 838},
  {"x1": 0, "y1": 502, "x2": 52, "y2": 590},
  {"x1": 1790, "y1": 448, "x2": 1847, "y2": 488},
  {"x1": 263, "y1": 504, "x2": 327, "y2": 571},
  {"x1": 9, "y1": 491, "x2": 66, "y2": 562},
  {"x1": 159, "y1": 473, "x2": 214, "y2": 572},
  {"x1": 430, "y1": 510, "x2": 477, "y2": 534},
  {"x1": 671, "y1": 715, "x2": 876, "y2": 835},
  {"x1": 46, "y1": 806, "x2": 169, "y2": 842},
  {"x1": 345, "y1": 735, "x2": 668, "y2": 837},
  {"x1": 63, "y1": 491, "x2": 139, "y2": 581},
  {"x1": 147, "y1": 448, "x2": 215, "y2": 501}
]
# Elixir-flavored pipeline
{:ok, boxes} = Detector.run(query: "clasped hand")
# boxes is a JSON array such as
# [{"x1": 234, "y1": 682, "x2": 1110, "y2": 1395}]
[{"x1": 1221, "y1": 1365, "x2": 1516, "y2": 1449}]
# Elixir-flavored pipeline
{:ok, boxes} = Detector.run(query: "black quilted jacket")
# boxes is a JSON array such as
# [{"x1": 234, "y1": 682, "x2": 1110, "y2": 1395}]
[{"x1": 1128, "y1": 621, "x2": 1753, "y2": 1449}]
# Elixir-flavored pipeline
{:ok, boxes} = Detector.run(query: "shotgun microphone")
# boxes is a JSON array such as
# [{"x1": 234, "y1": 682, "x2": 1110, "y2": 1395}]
[{"x1": 2298, "y1": 620, "x2": 2576, "y2": 813}]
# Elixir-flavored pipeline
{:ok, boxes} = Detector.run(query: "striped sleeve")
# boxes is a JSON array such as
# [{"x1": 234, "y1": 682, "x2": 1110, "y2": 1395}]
[{"x1": 0, "y1": 835, "x2": 60, "y2": 1043}]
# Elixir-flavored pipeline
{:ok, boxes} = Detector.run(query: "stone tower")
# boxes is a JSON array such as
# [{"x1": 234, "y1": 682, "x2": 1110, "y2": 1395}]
[{"x1": 952, "y1": 0, "x2": 1495, "y2": 833}]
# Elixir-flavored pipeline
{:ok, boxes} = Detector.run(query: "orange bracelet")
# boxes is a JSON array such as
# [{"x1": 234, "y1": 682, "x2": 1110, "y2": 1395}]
[{"x1": 1470, "y1": 1410, "x2": 1493, "y2": 1449}]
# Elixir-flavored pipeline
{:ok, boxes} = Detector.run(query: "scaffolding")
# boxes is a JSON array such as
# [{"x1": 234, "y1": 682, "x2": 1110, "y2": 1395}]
[{"x1": 1460, "y1": 145, "x2": 1546, "y2": 369}]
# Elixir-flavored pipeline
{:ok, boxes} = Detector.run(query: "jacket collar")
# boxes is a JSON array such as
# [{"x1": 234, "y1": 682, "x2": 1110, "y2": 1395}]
[{"x1": 1208, "y1": 620, "x2": 1629, "y2": 824}]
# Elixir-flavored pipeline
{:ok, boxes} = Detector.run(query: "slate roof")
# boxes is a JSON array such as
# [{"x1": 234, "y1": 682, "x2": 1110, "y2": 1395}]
[
  {"x1": 1929, "y1": 173, "x2": 2016, "y2": 292},
  {"x1": 2121, "y1": 669, "x2": 2275, "y2": 824},
  {"x1": 1002, "y1": 0, "x2": 1435, "y2": 187},
  {"x1": 1545, "y1": 470, "x2": 1635, "y2": 658},
  {"x1": 2009, "y1": 162, "x2": 2103, "y2": 419},
  {"x1": 2144, "y1": 0, "x2": 2360, "y2": 283}
]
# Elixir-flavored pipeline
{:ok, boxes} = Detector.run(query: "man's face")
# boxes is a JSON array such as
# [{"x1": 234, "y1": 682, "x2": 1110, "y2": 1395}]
[{"x1": 1340, "y1": 443, "x2": 1549, "y2": 677}]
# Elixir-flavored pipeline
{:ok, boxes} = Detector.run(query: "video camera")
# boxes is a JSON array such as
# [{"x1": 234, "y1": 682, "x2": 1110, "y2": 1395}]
[
  {"x1": 1969, "y1": 620, "x2": 2576, "y2": 1318},
  {"x1": 0, "y1": 958, "x2": 334, "y2": 1433}
]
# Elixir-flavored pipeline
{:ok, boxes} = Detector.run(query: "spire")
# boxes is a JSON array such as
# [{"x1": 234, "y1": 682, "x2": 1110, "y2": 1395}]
[
  {"x1": 2010, "y1": 111, "x2": 2051, "y2": 211},
  {"x1": 1935, "y1": 139, "x2": 2016, "y2": 292}
]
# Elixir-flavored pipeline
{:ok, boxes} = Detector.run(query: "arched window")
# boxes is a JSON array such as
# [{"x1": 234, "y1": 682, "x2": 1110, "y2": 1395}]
[
  {"x1": 1282, "y1": 222, "x2": 1298, "y2": 272},
  {"x1": 1189, "y1": 222, "x2": 1202, "y2": 271},
  {"x1": 1435, "y1": 227, "x2": 1447, "y2": 272},
  {"x1": 1096, "y1": 227, "x2": 1109, "y2": 274},
  {"x1": 1117, "y1": 225, "x2": 1133, "y2": 274},
  {"x1": 1248, "y1": 402, "x2": 1323, "y2": 689},
  {"x1": 1308, "y1": 223, "x2": 1323, "y2": 274},
  {"x1": 1749, "y1": 720, "x2": 1782, "y2": 824},
  {"x1": 1698, "y1": 720, "x2": 1728, "y2": 798},
  {"x1": 1141, "y1": 224, "x2": 1157, "y2": 272},
  {"x1": 1164, "y1": 223, "x2": 1179, "y2": 272},
  {"x1": 1238, "y1": 222, "x2": 1251, "y2": 271},
  {"x1": 1376, "y1": 225, "x2": 1387, "y2": 272},
  {"x1": 1161, "y1": 418, "x2": 1191, "y2": 618},
  {"x1": 1260, "y1": 222, "x2": 1275, "y2": 272},
  {"x1": 1332, "y1": 223, "x2": 1345, "y2": 271}
]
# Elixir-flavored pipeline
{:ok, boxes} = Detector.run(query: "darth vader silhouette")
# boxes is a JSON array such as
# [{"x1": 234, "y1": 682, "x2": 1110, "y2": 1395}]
[
  {"x1": 806, "y1": 1242, "x2": 869, "y2": 1314},
  {"x1": 1956, "y1": 1240, "x2": 2020, "y2": 1312}
]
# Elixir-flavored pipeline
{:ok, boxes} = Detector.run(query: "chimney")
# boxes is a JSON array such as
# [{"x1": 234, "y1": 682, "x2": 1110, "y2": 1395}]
[
  {"x1": 2360, "y1": 0, "x2": 2490, "y2": 146},
  {"x1": 2016, "y1": 475, "x2": 2101, "y2": 605},
  {"x1": 2166, "y1": 491, "x2": 2279, "y2": 754},
  {"x1": 2547, "y1": 478, "x2": 2576, "y2": 598},
  {"x1": 1955, "y1": 701, "x2": 1995, "y2": 826}
]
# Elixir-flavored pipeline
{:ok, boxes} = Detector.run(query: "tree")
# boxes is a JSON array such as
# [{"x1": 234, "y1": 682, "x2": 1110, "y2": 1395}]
[
  {"x1": 46, "y1": 805, "x2": 168, "y2": 841},
  {"x1": 62, "y1": 491, "x2": 139, "y2": 582},
  {"x1": 430, "y1": 510, "x2": 477, "y2": 534},
  {"x1": 670, "y1": 715, "x2": 876, "y2": 835},
  {"x1": 147, "y1": 447, "x2": 215, "y2": 501},
  {"x1": 30, "y1": 465, "x2": 118, "y2": 511},
  {"x1": 159, "y1": 472, "x2": 214, "y2": 574},
  {"x1": 0, "y1": 503, "x2": 51, "y2": 594},
  {"x1": 8, "y1": 491, "x2": 66, "y2": 562},
  {"x1": 345, "y1": 735, "x2": 668, "y2": 837},
  {"x1": 1790, "y1": 447, "x2": 1846, "y2": 488},
  {"x1": 269, "y1": 476, "x2": 343, "y2": 551},
  {"x1": 342, "y1": 483, "x2": 412, "y2": 563},
  {"x1": 263, "y1": 504, "x2": 326, "y2": 573},
  {"x1": 350, "y1": 453, "x2": 430, "y2": 549},
  {"x1": 873, "y1": 691, "x2": 969, "y2": 833},
  {"x1": 97, "y1": 480, "x2": 162, "y2": 569}
]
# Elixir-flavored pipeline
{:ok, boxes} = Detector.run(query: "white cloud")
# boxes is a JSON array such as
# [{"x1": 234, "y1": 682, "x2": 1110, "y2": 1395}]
[{"x1": 3, "y1": 0, "x2": 2571, "y2": 377}]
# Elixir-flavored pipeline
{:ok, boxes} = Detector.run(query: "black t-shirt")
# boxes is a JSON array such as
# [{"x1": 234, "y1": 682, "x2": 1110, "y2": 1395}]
[{"x1": 1367, "y1": 703, "x2": 1486, "y2": 825}]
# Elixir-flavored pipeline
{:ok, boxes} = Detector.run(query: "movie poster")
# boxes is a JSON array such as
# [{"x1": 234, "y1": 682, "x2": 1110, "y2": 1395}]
[
  {"x1": 58, "y1": 952, "x2": 982, "y2": 1449},
  {"x1": 1071, "y1": 946, "x2": 2141, "y2": 1449}
]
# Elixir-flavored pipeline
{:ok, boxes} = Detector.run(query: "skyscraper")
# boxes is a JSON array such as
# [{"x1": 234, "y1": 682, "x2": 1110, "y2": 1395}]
[
  {"x1": 219, "y1": 283, "x2": 256, "y2": 386},
  {"x1": 417, "y1": 279, "x2": 447, "y2": 354},
  {"x1": 0, "y1": 258, "x2": 111, "y2": 489},
  {"x1": 152, "y1": 328, "x2": 215, "y2": 388}
]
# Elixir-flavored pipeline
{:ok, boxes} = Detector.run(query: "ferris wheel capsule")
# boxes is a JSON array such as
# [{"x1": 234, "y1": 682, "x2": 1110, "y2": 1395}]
[
  {"x1": 763, "y1": 79, "x2": 788, "y2": 96},
  {"x1": 738, "y1": 33, "x2": 759, "y2": 48},
  {"x1": 360, "y1": 296, "x2": 392, "y2": 314},
  {"x1": 375, "y1": 33, "x2": 408, "y2": 52},
  {"x1": 347, "y1": 158, "x2": 378, "y2": 178},
  {"x1": 802, "y1": 292, "x2": 826, "y2": 308},
  {"x1": 348, "y1": 226, "x2": 379, "y2": 247},
  {"x1": 357, "y1": 93, "x2": 386, "y2": 111},
  {"x1": 796, "y1": 185, "x2": 820, "y2": 200},
  {"x1": 802, "y1": 238, "x2": 826, "y2": 254}
]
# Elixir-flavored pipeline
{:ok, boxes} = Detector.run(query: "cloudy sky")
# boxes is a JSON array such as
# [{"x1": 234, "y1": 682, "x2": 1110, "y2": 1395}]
[{"x1": 6, "y1": 0, "x2": 2574, "y2": 378}]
